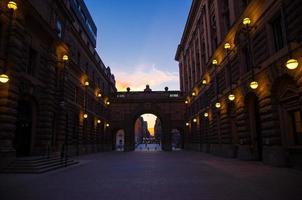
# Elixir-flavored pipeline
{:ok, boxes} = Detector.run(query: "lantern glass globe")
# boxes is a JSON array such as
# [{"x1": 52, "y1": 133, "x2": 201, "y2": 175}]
[
  {"x1": 228, "y1": 94, "x2": 235, "y2": 101},
  {"x1": 0, "y1": 74, "x2": 9, "y2": 83},
  {"x1": 202, "y1": 79, "x2": 207, "y2": 85},
  {"x1": 185, "y1": 122, "x2": 189, "y2": 126},
  {"x1": 243, "y1": 17, "x2": 251, "y2": 25},
  {"x1": 97, "y1": 120, "x2": 101, "y2": 124},
  {"x1": 250, "y1": 81, "x2": 258, "y2": 89},
  {"x1": 84, "y1": 81, "x2": 89, "y2": 86},
  {"x1": 83, "y1": 113, "x2": 88, "y2": 119},
  {"x1": 286, "y1": 59, "x2": 299, "y2": 70},
  {"x1": 62, "y1": 55, "x2": 69, "y2": 61},
  {"x1": 204, "y1": 112, "x2": 209, "y2": 117},
  {"x1": 7, "y1": 1, "x2": 17, "y2": 10},
  {"x1": 193, "y1": 118, "x2": 197, "y2": 123},
  {"x1": 212, "y1": 59, "x2": 218, "y2": 65},
  {"x1": 215, "y1": 102, "x2": 221, "y2": 108},
  {"x1": 185, "y1": 100, "x2": 188, "y2": 104},
  {"x1": 224, "y1": 43, "x2": 231, "y2": 49}
]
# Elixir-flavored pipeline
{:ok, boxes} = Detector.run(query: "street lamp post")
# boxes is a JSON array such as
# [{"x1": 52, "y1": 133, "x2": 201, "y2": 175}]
[
  {"x1": 0, "y1": 1, "x2": 18, "y2": 84},
  {"x1": 242, "y1": 18, "x2": 258, "y2": 89},
  {"x1": 280, "y1": 2, "x2": 299, "y2": 70},
  {"x1": 60, "y1": 55, "x2": 69, "y2": 166}
]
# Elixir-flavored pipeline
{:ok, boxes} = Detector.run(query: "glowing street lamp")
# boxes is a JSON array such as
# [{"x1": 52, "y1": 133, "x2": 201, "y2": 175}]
[
  {"x1": 193, "y1": 118, "x2": 197, "y2": 123},
  {"x1": 0, "y1": 74, "x2": 9, "y2": 83},
  {"x1": 106, "y1": 123, "x2": 110, "y2": 127},
  {"x1": 228, "y1": 93, "x2": 235, "y2": 101},
  {"x1": 204, "y1": 112, "x2": 209, "y2": 118},
  {"x1": 106, "y1": 101, "x2": 110, "y2": 105},
  {"x1": 84, "y1": 81, "x2": 89, "y2": 86},
  {"x1": 97, "y1": 119, "x2": 101, "y2": 124},
  {"x1": 192, "y1": 91, "x2": 196, "y2": 96},
  {"x1": 224, "y1": 43, "x2": 231, "y2": 50},
  {"x1": 7, "y1": 1, "x2": 17, "y2": 11},
  {"x1": 62, "y1": 54, "x2": 69, "y2": 62},
  {"x1": 243, "y1": 17, "x2": 251, "y2": 26},
  {"x1": 215, "y1": 102, "x2": 221, "y2": 109},
  {"x1": 185, "y1": 122, "x2": 190, "y2": 127},
  {"x1": 185, "y1": 100, "x2": 189, "y2": 104},
  {"x1": 286, "y1": 59, "x2": 299, "y2": 70},
  {"x1": 212, "y1": 59, "x2": 218, "y2": 65},
  {"x1": 97, "y1": 93, "x2": 102, "y2": 98},
  {"x1": 202, "y1": 79, "x2": 207, "y2": 85},
  {"x1": 83, "y1": 113, "x2": 88, "y2": 119},
  {"x1": 250, "y1": 81, "x2": 258, "y2": 90}
]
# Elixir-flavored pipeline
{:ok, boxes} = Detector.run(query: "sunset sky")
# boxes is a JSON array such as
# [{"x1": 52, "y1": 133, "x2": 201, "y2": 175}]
[
  {"x1": 141, "y1": 113, "x2": 157, "y2": 136},
  {"x1": 85, "y1": 0, "x2": 192, "y2": 91}
]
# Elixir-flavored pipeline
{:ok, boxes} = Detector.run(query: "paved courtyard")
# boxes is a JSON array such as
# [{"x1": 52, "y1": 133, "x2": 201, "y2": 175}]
[{"x1": 1, "y1": 151, "x2": 302, "y2": 200}]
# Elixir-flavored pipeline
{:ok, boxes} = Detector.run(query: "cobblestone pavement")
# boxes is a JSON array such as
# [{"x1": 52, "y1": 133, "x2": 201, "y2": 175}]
[{"x1": 1, "y1": 151, "x2": 302, "y2": 200}]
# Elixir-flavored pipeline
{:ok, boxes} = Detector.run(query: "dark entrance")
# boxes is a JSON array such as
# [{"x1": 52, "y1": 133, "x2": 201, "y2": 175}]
[
  {"x1": 14, "y1": 101, "x2": 33, "y2": 157},
  {"x1": 247, "y1": 94, "x2": 262, "y2": 161}
]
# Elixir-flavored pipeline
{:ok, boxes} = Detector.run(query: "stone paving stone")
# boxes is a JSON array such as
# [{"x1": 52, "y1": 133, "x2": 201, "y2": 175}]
[{"x1": 0, "y1": 151, "x2": 302, "y2": 200}]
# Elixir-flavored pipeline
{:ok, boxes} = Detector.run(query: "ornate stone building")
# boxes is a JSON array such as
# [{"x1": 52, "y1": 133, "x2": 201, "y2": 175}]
[
  {"x1": 0, "y1": 0, "x2": 116, "y2": 168},
  {"x1": 176, "y1": 0, "x2": 302, "y2": 167}
]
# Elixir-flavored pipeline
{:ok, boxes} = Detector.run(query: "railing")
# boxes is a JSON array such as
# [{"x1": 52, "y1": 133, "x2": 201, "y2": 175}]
[{"x1": 113, "y1": 91, "x2": 183, "y2": 99}]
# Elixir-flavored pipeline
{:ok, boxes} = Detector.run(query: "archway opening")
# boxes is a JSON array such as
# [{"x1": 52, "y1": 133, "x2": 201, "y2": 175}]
[
  {"x1": 115, "y1": 129, "x2": 125, "y2": 151},
  {"x1": 134, "y1": 113, "x2": 161, "y2": 151}
]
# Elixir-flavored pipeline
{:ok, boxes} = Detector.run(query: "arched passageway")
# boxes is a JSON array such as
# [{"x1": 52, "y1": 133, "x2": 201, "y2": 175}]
[
  {"x1": 109, "y1": 90, "x2": 185, "y2": 152},
  {"x1": 134, "y1": 113, "x2": 161, "y2": 151}
]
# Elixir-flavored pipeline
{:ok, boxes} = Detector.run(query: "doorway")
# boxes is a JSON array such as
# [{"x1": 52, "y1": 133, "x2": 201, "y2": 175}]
[
  {"x1": 247, "y1": 94, "x2": 262, "y2": 160},
  {"x1": 14, "y1": 100, "x2": 33, "y2": 157}
]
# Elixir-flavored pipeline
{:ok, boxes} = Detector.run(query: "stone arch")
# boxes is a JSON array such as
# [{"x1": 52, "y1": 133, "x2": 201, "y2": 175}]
[{"x1": 122, "y1": 104, "x2": 172, "y2": 151}]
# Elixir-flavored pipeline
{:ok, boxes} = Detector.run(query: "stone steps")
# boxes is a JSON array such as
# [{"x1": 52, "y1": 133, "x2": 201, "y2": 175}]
[{"x1": 1, "y1": 154, "x2": 78, "y2": 174}]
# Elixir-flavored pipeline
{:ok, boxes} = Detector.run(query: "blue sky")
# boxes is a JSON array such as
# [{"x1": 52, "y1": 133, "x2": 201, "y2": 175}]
[{"x1": 85, "y1": 0, "x2": 192, "y2": 91}]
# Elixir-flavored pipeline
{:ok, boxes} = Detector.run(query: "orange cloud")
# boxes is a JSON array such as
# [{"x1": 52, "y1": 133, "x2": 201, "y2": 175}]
[{"x1": 113, "y1": 64, "x2": 179, "y2": 91}]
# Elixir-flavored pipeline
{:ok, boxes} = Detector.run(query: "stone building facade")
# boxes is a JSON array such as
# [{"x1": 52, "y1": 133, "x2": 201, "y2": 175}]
[
  {"x1": 176, "y1": 0, "x2": 302, "y2": 167},
  {"x1": 0, "y1": 0, "x2": 116, "y2": 168}
]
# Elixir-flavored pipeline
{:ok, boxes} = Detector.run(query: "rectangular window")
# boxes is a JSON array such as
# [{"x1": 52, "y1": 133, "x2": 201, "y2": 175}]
[
  {"x1": 27, "y1": 48, "x2": 37, "y2": 75},
  {"x1": 0, "y1": 22, "x2": 2, "y2": 52},
  {"x1": 222, "y1": 0, "x2": 230, "y2": 35},
  {"x1": 74, "y1": 86, "x2": 78, "y2": 103},
  {"x1": 77, "y1": 52, "x2": 81, "y2": 65},
  {"x1": 244, "y1": 46, "x2": 251, "y2": 72},
  {"x1": 291, "y1": 111, "x2": 302, "y2": 145},
  {"x1": 210, "y1": 15, "x2": 217, "y2": 53},
  {"x1": 271, "y1": 15, "x2": 284, "y2": 52}
]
